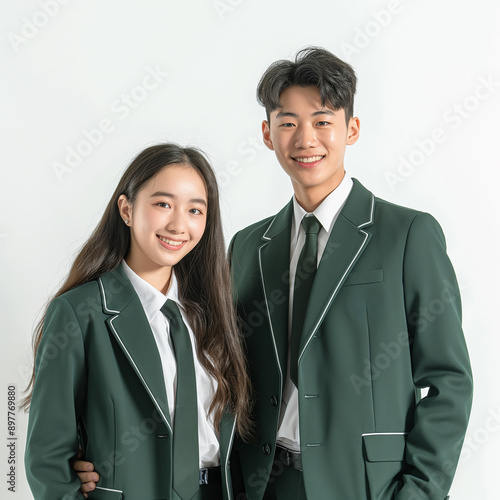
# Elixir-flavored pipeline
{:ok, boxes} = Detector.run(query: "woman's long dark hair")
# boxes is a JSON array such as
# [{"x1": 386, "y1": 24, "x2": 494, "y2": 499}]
[{"x1": 22, "y1": 143, "x2": 254, "y2": 441}]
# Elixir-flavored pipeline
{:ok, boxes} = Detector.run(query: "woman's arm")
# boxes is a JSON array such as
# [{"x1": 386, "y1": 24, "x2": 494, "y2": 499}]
[{"x1": 25, "y1": 296, "x2": 88, "y2": 500}]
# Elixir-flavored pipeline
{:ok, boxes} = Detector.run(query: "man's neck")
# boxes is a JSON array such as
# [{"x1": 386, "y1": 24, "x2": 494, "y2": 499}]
[{"x1": 292, "y1": 172, "x2": 345, "y2": 213}]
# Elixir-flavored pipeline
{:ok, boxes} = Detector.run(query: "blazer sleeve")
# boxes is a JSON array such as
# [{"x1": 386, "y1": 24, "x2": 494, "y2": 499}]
[
  {"x1": 396, "y1": 213, "x2": 473, "y2": 500},
  {"x1": 25, "y1": 296, "x2": 87, "y2": 500}
]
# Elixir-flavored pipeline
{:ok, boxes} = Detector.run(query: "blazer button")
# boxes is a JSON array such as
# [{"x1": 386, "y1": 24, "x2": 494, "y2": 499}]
[
  {"x1": 270, "y1": 396, "x2": 278, "y2": 406},
  {"x1": 262, "y1": 444, "x2": 271, "y2": 455}
]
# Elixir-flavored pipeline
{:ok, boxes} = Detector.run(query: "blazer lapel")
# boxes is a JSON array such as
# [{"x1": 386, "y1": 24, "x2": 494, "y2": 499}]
[
  {"x1": 218, "y1": 412, "x2": 237, "y2": 500},
  {"x1": 298, "y1": 179, "x2": 375, "y2": 361},
  {"x1": 258, "y1": 200, "x2": 293, "y2": 385},
  {"x1": 98, "y1": 266, "x2": 172, "y2": 433}
]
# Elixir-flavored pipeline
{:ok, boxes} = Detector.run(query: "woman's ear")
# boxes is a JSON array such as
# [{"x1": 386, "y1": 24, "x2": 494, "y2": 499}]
[{"x1": 117, "y1": 195, "x2": 132, "y2": 225}]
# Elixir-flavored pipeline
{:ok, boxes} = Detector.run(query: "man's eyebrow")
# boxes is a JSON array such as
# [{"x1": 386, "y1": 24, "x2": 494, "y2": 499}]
[
  {"x1": 275, "y1": 109, "x2": 335, "y2": 119},
  {"x1": 150, "y1": 191, "x2": 207, "y2": 206},
  {"x1": 312, "y1": 109, "x2": 335, "y2": 116},
  {"x1": 275, "y1": 111, "x2": 298, "y2": 119}
]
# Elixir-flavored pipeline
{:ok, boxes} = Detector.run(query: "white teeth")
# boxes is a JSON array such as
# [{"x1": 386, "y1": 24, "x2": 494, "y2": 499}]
[
  {"x1": 158, "y1": 236, "x2": 183, "y2": 246},
  {"x1": 294, "y1": 155, "x2": 323, "y2": 163}
]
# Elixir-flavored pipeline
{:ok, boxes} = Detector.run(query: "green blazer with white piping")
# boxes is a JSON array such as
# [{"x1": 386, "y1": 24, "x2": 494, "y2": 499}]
[
  {"x1": 25, "y1": 265, "x2": 237, "y2": 500},
  {"x1": 229, "y1": 178, "x2": 472, "y2": 500}
]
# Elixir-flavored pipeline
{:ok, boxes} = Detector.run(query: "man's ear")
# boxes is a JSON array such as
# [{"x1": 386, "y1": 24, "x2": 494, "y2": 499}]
[
  {"x1": 346, "y1": 117, "x2": 360, "y2": 145},
  {"x1": 262, "y1": 120, "x2": 275, "y2": 151},
  {"x1": 117, "y1": 195, "x2": 132, "y2": 225}
]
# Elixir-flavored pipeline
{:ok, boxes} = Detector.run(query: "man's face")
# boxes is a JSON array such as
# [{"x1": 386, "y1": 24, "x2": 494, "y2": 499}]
[{"x1": 262, "y1": 85, "x2": 359, "y2": 208}]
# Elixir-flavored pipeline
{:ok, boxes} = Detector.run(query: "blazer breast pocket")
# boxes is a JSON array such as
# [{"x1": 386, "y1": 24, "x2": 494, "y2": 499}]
[{"x1": 343, "y1": 269, "x2": 384, "y2": 287}]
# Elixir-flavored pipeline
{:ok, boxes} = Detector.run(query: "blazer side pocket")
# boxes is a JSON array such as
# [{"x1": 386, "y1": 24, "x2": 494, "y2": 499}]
[
  {"x1": 362, "y1": 433, "x2": 407, "y2": 500},
  {"x1": 91, "y1": 486, "x2": 124, "y2": 499},
  {"x1": 343, "y1": 269, "x2": 384, "y2": 287}
]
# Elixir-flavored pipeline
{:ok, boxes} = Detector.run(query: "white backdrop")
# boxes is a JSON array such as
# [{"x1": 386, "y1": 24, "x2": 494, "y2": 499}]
[{"x1": 2, "y1": 1, "x2": 499, "y2": 498}]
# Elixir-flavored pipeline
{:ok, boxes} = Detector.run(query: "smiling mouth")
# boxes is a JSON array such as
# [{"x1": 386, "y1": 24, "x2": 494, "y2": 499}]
[
  {"x1": 292, "y1": 155, "x2": 325, "y2": 164},
  {"x1": 157, "y1": 235, "x2": 186, "y2": 247}
]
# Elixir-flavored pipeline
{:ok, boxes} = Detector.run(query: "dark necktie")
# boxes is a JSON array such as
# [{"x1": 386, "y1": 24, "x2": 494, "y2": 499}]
[
  {"x1": 290, "y1": 215, "x2": 321, "y2": 386},
  {"x1": 161, "y1": 299, "x2": 199, "y2": 500}
]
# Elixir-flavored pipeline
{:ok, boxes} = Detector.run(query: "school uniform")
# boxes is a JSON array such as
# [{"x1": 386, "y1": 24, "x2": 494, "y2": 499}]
[
  {"x1": 25, "y1": 263, "x2": 237, "y2": 500},
  {"x1": 229, "y1": 176, "x2": 472, "y2": 500}
]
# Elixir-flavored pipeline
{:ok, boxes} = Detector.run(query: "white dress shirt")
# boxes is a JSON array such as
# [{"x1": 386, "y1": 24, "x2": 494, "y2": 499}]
[
  {"x1": 122, "y1": 260, "x2": 220, "y2": 467},
  {"x1": 276, "y1": 173, "x2": 353, "y2": 451}
]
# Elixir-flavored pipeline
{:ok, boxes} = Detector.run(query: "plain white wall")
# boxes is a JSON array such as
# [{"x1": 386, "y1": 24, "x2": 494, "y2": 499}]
[{"x1": 2, "y1": 0, "x2": 499, "y2": 498}]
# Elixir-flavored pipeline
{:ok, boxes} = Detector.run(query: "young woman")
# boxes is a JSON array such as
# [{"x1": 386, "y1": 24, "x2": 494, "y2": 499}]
[{"x1": 24, "y1": 143, "x2": 253, "y2": 500}]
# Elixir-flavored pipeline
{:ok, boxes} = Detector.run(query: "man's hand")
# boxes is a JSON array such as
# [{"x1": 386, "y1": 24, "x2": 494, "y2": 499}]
[{"x1": 73, "y1": 459, "x2": 99, "y2": 498}]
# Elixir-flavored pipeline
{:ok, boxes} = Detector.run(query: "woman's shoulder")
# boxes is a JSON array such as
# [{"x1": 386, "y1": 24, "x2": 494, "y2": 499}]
[
  {"x1": 43, "y1": 280, "x2": 104, "y2": 333},
  {"x1": 50, "y1": 266, "x2": 133, "y2": 315},
  {"x1": 45, "y1": 266, "x2": 135, "y2": 324},
  {"x1": 50, "y1": 279, "x2": 102, "y2": 314}
]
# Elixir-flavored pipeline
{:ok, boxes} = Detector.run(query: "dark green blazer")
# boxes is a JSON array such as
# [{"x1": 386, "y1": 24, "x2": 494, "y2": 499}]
[
  {"x1": 25, "y1": 265, "x2": 237, "y2": 500},
  {"x1": 229, "y1": 179, "x2": 472, "y2": 500}
]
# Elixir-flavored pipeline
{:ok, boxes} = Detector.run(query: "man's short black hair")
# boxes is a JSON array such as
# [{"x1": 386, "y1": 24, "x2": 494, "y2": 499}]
[{"x1": 257, "y1": 47, "x2": 357, "y2": 125}]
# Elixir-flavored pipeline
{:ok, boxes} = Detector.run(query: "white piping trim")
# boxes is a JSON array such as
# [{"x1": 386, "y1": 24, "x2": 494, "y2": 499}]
[
  {"x1": 262, "y1": 213, "x2": 279, "y2": 241},
  {"x1": 98, "y1": 277, "x2": 119, "y2": 314},
  {"x1": 95, "y1": 486, "x2": 123, "y2": 493},
  {"x1": 224, "y1": 417, "x2": 238, "y2": 499},
  {"x1": 109, "y1": 316, "x2": 173, "y2": 434},
  {"x1": 358, "y1": 194, "x2": 375, "y2": 229},
  {"x1": 258, "y1": 242, "x2": 283, "y2": 387},
  {"x1": 361, "y1": 432, "x2": 408, "y2": 436},
  {"x1": 298, "y1": 194, "x2": 375, "y2": 365},
  {"x1": 298, "y1": 230, "x2": 369, "y2": 363},
  {"x1": 259, "y1": 215, "x2": 288, "y2": 447}
]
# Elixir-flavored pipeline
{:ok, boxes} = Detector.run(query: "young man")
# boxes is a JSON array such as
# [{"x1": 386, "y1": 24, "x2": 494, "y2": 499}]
[
  {"x1": 227, "y1": 48, "x2": 472, "y2": 500},
  {"x1": 75, "y1": 48, "x2": 472, "y2": 499}
]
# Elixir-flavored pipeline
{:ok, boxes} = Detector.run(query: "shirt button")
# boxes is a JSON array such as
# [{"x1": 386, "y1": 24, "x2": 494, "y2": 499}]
[
  {"x1": 270, "y1": 396, "x2": 278, "y2": 406},
  {"x1": 262, "y1": 444, "x2": 271, "y2": 455}
]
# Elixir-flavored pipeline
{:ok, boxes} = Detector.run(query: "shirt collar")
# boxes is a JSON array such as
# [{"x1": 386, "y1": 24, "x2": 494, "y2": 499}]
[
  {"x1": 121, "y1": 260, "x2": 181, "y2": 323},
  {"x1": 292, "y1": 172, "x2": 353, "y2": 242}
]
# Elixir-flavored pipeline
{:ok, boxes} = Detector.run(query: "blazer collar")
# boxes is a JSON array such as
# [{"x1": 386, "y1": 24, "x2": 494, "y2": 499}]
[
  {"x1": 262, "y1": 200, "x2": 294, "y2": 241},
  {"x1": 298, "y1": 178, "x2": 375, "y2": 364},
  {"x1": 98, "y1": 265, "x2": 237, "y2": 474},
  {"x1": 98, "y1": 265, "x2": 172, "y2": 432},
  {"x1": 259, "y1": 178, "x2": 375, "y2": 381},
  {"x1": 258, "y1": 179, "x2": 375, "y2": 379},
  {"x1": 258, "y1": 200, "x2": 294, "y2": 385},
  {"x1": 98, "y1": 264, "x2": 137, "y2": 315},
  {"x1": 262, "y1": 177, "x2": 373, "y2": 240},
  {"x1": 338, "y1": 177, "x2": 375, "y2": 229}
]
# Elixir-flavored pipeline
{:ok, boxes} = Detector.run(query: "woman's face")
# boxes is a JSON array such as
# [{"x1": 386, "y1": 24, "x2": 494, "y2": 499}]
[{"x1": 118, "y1": 163, "x2": 208, "y2": 289}]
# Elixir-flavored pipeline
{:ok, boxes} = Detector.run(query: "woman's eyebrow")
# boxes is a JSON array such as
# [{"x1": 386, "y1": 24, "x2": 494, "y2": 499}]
[{"x1": 150, "y1": 191, "x2": 207, "y2": 206}]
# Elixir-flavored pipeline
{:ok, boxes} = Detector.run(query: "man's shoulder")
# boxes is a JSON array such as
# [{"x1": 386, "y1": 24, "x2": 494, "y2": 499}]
[
  {"x1": 229, "y1": 216, "x2": 276, "y2": 261},
  {"x1": 233, "y1": 214, "x2": 277, "y2": 240},
  {"x1": 346, "y1": 179, "x2": 445, "y2": 240},
  {"x1": 343, "y1": 178, "x2": 433, "y2": 227},
  {"x1": 374, "y1": 195, "x2": 423, "y2": 218},
  {"x1": 374, "y1": 195, "x2": 439, "y2": 226},
  {"x1": 368, "y1": 193, "x2": 447, "y2": 249},
  {"x1": 230, "y1": 200, "x2": 293, "y2": 250}
]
